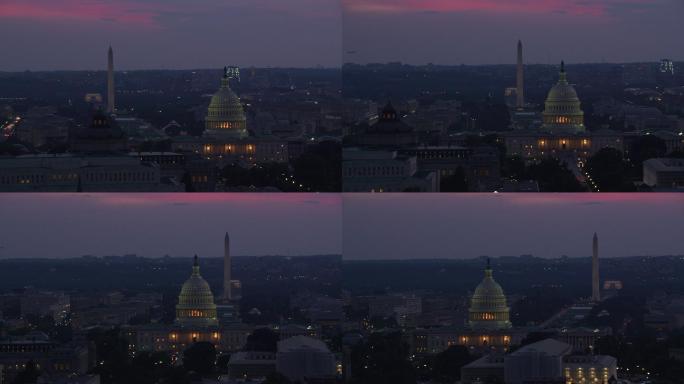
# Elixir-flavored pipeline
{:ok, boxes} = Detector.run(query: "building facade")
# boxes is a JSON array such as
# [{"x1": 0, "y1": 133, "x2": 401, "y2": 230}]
[
  {"x1": 125, "y1": 238, "x2": 248, "y2": 358},
  {"x1": 461, "y1": 339, "x2": 617, "y2": 384},
  {"x1": 412, "y1": 263, "x2": 526, "y2": 355}
]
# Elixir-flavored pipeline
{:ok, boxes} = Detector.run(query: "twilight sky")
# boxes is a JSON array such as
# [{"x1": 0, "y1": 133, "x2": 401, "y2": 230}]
[
  {"x1": 0, "y1": 0, "x2": 341, "y2": 71},
  {"x1": 0, "y1": 194, "x2": 342, "y2": 259},
  {"x1": 343, "y1": 194, "x2": 684, "y2": 260},
  {"x1": 343, "y1": 0, "x2": 684, "y2": 65}
]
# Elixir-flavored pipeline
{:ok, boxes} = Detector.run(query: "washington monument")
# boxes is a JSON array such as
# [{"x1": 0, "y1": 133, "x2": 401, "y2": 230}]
[
  {"x1": 223, "y1": 232, "x2": 232, "y2": 302},
  {"x1": 592, "y1": 232, "x2": 600, "y2": 302},
  {"x1": 107, "y1": 46, "x2": 115, "y2": 114},
  {"x1": 516, "y1": 40, "x2": 524, "y2": 109}
]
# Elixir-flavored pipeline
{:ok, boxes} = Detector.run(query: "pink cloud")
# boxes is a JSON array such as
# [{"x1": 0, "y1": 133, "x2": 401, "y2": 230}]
[
  {"x1": 0, "y1": 0, "x2": 162, "y2": 27},
  {"x1": 496, "y1": 192, "x2": 684, "y2": 205},
  {"x1": 4, "y1": 193, "x2": 342, "y2": 207},
  {"x1": 344, "y1": 192, "x2": 684, "y2": 207},
  {"x1": 0, "y1": 0, "x2": 341, "y2": 28},
  {"x1": 343, "y1": 0, "x2": 635, "y2": 17}
]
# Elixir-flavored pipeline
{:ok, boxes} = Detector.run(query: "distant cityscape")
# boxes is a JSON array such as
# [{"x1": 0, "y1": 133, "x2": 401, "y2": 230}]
[
  {"x1": 342, "y1": 44, "x2": 684, "y2": 192},
  {"x1": 0, "y1": 47, "x2": 343, "y2": 192},
  {"x1": 2, "y1": 44, "x2": 683, "y2": 192},
  {"x1": 2, "y1": 1, "x2": 684, "y2": 384},
  {"x1": 342, "y1": 235, "x2": 684, "y2": 384},
  {"x1": 0, "y1": 233, "x2": 344, "y2": 384},
  {"x1": 1, "y1": 233, "x2": 683, "y2": 384}
]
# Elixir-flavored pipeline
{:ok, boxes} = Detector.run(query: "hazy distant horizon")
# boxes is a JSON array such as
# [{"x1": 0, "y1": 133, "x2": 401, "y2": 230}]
[
  {"x1": 343, "y1": 60, "x2": 681, "y2": 67},
  {"x1": 343, "y1": 194, "x2": 684, "y2": 261},
  {"x1": 3, "y1": 253, "x2": 679, "y2": 262},
  {"x1": 0, "y1": 254, "x2": 342, "y2": 261},
  {"x1": 0, "y1": 65, "x2": 344, "y2": 74},
  {"x1": 0, "y1": 0, "x2": 341, "y2": 71},
  {"x1": 342, "y1": 254, "x2": 684, "y2": 262},
  {"x1": 343, "y1": 0, "x2": 684, "y2": 65},
  {"x1": 342, "y1": 56, "x2": 684, "y2": 68},
  {"x1": 0, "y1": 194, "x2": 342, "y2": 259},
  {"x1": 0, "y1": 59, "x2": 675, "y2": 74}
]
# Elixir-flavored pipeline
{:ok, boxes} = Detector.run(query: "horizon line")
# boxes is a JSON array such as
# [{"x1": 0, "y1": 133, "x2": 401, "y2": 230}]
[
  {"x1": 3, "y1": 58, "x2": 682, "y2": 73},
  {"x1": 343, "y1": 254, "x2": 684, "y2": 262},
  {"x1": 0, "y1": 254, "x2": 342, "y2": 261},
  {"x1": 342, "y1": 59, "x2": 682, "y2": 67},
  {"x1": 0, "y1": 65, "x2": 344, "y2": 73}
]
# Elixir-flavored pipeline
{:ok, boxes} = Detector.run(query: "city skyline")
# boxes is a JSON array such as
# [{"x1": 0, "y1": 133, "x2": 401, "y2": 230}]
[
  {"x1": 3, "y1": 0, "x2": 683, "y2": 71},
  {"x1": 343, "y1": 0, "x2": 684, "y2": 65},
  {"x1": 343, "y1": 193, "x2": 684, "y2": 260},
  {"x1": 0, "y1": 0, "x2": 342, "y2": 71},
  {"x1": 1, "y1": 1, "x2": 682, "y2": 382},
  {"x1": 0, "y1": 193, "x2": 342, "y2": 259}
]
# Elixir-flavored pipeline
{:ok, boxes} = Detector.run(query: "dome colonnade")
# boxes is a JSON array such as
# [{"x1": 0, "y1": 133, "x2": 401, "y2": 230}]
[
  {"x1": 176, "y1": 255, "x2": 218, "y2": 327},
  {"x1": 541, "y1": 61, "x2": 585, "y2": 134}
]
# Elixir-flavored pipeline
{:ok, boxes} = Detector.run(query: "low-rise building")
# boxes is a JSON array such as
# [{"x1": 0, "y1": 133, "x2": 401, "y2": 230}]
[
  {"x1": 276, "y1": 336, "x2": 336, "y2": 382},
  {"x1": 0, "y1": 333, "x2": 89, "y2": 383},
  {"x1": 460, "y1": 339, "x2": 617, "y2": 384},
  {"x1": 19, "y1": 291, "x2": 70, "y2": 325},
  {"x1": 502, "y1": 130, "x2": 623, "y2": 160},
  {"x1": 643, "y1": 158, "x2": 684, "y2": 189},
  {"x1": 554, "y1": 327, "x2": 612, "y2": 354},
  {"x1": 0, "y1": 155, "x2": 178, "y2": 191},
  {"x1": 342, "y1": 148, "x2": 437, "y2": 192},
  {"x1": 227, "y1": 351, "x2": 276, "y2": 379},
  {"x1": 170, "y1": 136, "x2": 290, "y2": 164}
]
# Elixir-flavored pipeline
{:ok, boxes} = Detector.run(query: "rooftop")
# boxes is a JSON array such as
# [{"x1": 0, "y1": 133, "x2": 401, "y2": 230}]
[
  {"x1": 278, "y1": 336, "x2": 330, "y2": 353},
  {"x1": 644, "y1": 158, "x2": 684, "y2": 171},
  {"x1": 510, "y1": 338, "x2": 572, "y2": 357},
  {"x1": 462, "y1": 354, "x2": 504, "y2": 369}
]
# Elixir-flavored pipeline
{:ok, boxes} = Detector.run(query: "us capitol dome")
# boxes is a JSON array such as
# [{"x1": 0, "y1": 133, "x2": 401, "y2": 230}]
[
  {"x1": 541, "y1": 61, "x2": 585, "y2": 134},
  {"x1": 175, "y1": 255, "x2": 218, "y2": 327},
  {"x1": 205, "y1": 67, "x2": 247, "y2": 138},
  {"x1": 468, "y1": 260, "x2": 512, "y2": 330}
]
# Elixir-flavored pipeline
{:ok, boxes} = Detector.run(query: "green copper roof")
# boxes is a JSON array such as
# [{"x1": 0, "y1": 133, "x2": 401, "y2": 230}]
[{"x1": 176, "y1": 255, "x2": 218, "y2": 327}]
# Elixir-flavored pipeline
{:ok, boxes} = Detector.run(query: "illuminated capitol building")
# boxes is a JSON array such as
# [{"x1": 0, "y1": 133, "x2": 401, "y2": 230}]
[
  {"x1": 204, "y1": 68, "x2": 248, "y2": 138},
  {"x1": 503, "y1": 43, "x2": 625, "y2": 160},
  {"x1": 540, "y1": 61, "x2": 585, "y2": 134},
  {"x1": 170, "y1": 67, "x2": 289, "y2": 164},
  {"x1": 124, "y1": 234, "x2": 251, "y2": 359},
  {"x1": 413, "y1": 261, "x2": 526, "y2": 354}
]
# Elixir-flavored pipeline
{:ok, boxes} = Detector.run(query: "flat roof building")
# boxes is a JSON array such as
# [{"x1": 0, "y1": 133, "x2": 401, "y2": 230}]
[{"x1": 643, "y1": 158, "x2": 684, "y2": 189}]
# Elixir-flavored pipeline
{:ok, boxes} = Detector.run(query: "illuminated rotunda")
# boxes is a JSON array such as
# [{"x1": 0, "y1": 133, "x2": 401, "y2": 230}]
[
  {"x1": 205, "y1": 67, "x2": 247, "y2": 138},
  {"x1": 124, "y1": 248, "x2": 252, "y2": 359},
  {"x1": 468, "y1": 260, "x2": 512, "y2": 330},
  {"x1": 414, "y1": 260, "x2": 517, "y2": 354},
  {"x1": 176, "y1": 255, "x2": 218, "y2": 327},
  {"x1": 541, "y1": 61, "x2": 585, "y2": 134}
]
